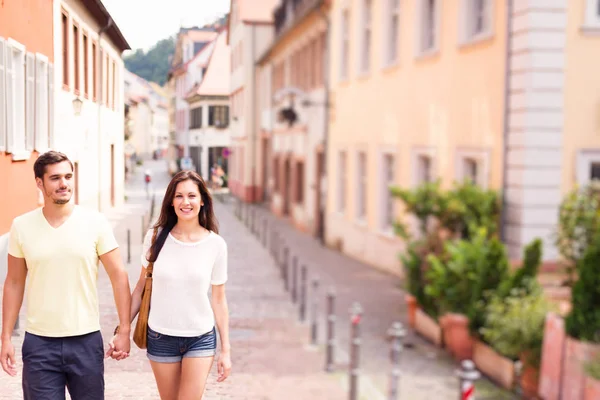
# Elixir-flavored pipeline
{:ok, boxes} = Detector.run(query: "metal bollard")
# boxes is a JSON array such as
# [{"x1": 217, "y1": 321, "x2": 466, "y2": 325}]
[
  {"x1": 387, "y1": 322, "x2": 406, "y2": 400},
  {"x1": 513, "y1": 360, "x2": 523, "y2": 398},
  {"x1": 456, "y1": 360, "x2": 480, "y2": 400},
  {"x1": 349, "y1": 302, "x2": 363, "y2": 400},
  {"x1": 310, "y1": 277, "x2": 319, "y2": 344},
  {"x1": 325, "y1": 288, "x2": 336, "y2": 372},
  {"x1": 141, "y1": 215, "x2": 145, "y2": 243},
  {"x1": 282, "y1": 246, "x2": 290, "y2": 290},
  {"x1": 291, "y1": 255, "x2": 298, "y2": 303},
  {"x1": 127, "y1": 229, "x2": 131, "y2": 264},
  {"x1": 299, "y1": 265, "x2": 307, "y2": 321}
]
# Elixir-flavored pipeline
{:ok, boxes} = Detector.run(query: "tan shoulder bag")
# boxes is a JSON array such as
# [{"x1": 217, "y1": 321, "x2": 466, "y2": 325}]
[{"x1": 133, "y1": 228, "x2": 158, "y2": 349}]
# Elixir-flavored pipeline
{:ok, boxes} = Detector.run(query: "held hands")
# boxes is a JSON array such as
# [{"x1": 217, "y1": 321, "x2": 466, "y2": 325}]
[
  {"x1": 0, "y1": 339, "x2": 17, "y2": 377},
  {"x1": 217, "y1": 350, "x2": 232, "y2": 382},
  {"x1": 105, "y1": 332, "x2": 131, "y2": 361}
]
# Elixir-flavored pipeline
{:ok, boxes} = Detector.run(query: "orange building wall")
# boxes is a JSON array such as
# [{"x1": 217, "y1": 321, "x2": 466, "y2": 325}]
[{"x1": 0, "y1": 0, "x2": 54, "y2": 234}]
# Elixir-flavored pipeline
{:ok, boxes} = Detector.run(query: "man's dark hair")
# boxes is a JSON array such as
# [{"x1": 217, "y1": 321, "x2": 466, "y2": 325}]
[{"x1": 33, "y1": 151, "x2": 74, "y2": 179}]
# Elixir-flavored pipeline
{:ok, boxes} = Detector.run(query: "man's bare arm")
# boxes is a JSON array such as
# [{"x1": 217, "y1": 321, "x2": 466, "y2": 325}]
[{"x1": 1, "y1": 255, "x2": 27, "y2": 341}]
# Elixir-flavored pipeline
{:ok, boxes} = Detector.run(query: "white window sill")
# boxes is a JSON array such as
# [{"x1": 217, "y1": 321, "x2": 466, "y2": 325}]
[
  {"x1": 581, "y1": 24, "x2": 600, "y2": 35},
  {"x1": 415, "y1": 47, "x2": 440, "y2": 61},
  {"x1": 459, "y1": 31, "x2": 494, "y2": 48},
  {"x1": 10, "y1": 150, "x2": 31, "y2": 161},
  {"x1": 354, "y1": 218, "x2": 367, "y2": 227}
]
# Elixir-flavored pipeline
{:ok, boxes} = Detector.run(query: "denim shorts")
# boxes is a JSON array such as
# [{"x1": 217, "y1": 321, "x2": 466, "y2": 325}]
[{"x1": 146, "y1": 326, "x2": 216, "y2": 363}]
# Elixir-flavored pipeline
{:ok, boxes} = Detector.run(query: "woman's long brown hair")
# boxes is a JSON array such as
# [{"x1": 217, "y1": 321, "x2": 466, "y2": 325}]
[{"x1": 147, "y1": 170, "x2": 219, "y2": 263}]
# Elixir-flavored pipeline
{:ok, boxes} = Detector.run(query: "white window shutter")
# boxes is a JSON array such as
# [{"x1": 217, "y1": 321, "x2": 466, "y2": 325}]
[
  {"x1": 0, "y1": 37, "x2": 6, "y2": 151},
  {"x1": 5, "y1": 42, "x2": 14, "y2": 153},
  {"x1": 48, "y1": 63, "x2": 54, "y2": 149},
  {"x1": 35, "y1": 54, "x2": 48, "y2": 151},
  {"x1": 26, "y1": 52, "x2": 35, "y2": 151}
]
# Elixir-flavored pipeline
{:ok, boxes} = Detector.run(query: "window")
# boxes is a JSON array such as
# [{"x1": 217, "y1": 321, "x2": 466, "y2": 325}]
[
  {"x1": 361, "y1": 0, "x2": 372, "y2": 73},
  {"x1": 111, "y1": 60, "x2": 116, "y2": 109},
  {"x1": 418, "y1": 155, "x2": 432, "y2": 183},
  {"x1": 463, "y1": 158, "x2": 478, "y2": 183},
  {"x1": 190, "y1": 107, "x2": 202, "y2": 129},
  {"x1": 337, "y1": 151, "x2": 347, "y2": 212},
  {"x1": 356, "y1": 152, "x2": 367, "y2": 219},
  {"x1": 73, "y1": 24, "x2": 79, "y2": 93},
  {"x1": 591, "y1": 162, "x2": 600, "y2": 181},
  {"x1": 62, "y1": 12, "x2": 69, "y2": 87},
  {"x1": 26, "y1": 52, "x2": 35, "y2": 151},
  {"x1": 576, "y1": 150, "x2": 600, "y2": 186},
  {"x1": 584, "y1": 0, "x2": 600, "y2": 29},
  {"x1": 461, "y1": 0, "x2": 492, "y2": 42},
  {"x1": 83, "y1": 33, "x2": 88, "y2": 97},
  {"x1": 0, "y1": 38, "x2": 6, "y2": 151},
  {"x1": 92, "y1": 41, "x2": 97, "y2": 101},
  {"x1": 209, "y1": 105, "x2": 229, "y2": 127},
  {"x1": 340, "y1": 9, "x2": 350, "y2": 80},
  {"x1": 35, "y1": 54, "x2": 49, "y2": 151},
  {"x1": 419, "y1": 0, "x2": 438, "y2": 53},
  {"x1": 381, "y1": 154, "x2": 395, "y2": 230},
  {"x1": 387, "y1": 0, "x2": 400, "y2": 64},
  {"x1": 5, "y1": 39, "x2": 27, "y2": 157},
  {"x1": 296, "y1": 162, "x2": 304, "y2": 203}
]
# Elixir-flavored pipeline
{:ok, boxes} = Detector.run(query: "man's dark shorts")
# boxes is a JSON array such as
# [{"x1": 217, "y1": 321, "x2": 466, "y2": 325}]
[{"x1": 22, "y1": 330, "x2": 104, "y2": 400}]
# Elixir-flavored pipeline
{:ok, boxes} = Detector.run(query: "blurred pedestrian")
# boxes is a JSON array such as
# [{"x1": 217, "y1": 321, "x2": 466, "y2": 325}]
[
  {"x1": 0, "y1": 151, "x2": 132, "y2": 399},
  {"x1": 124, "y1": 170, "x2": 231, "y2": 399}
]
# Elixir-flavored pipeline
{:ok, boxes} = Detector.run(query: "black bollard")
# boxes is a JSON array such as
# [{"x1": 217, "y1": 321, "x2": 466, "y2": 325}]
[
  {"x1": 127, "y1": 229, "x2": 131, "y2": 264},
  {"x1": 349, "y1": 302, "x2": 363, "y2": 400},
  {"x1": 387, "y1": 322, "x2": 406, "y2": 400},
  {"x1": 325, "y1": 288, "x2": 336, "y2": 372},
  {"x1": 310, "y1": 277, "x2": 320, "y2": 344},
  {"x1": 299, "y1": 265, "x2": 307, "y2": 322},
  {"x1": 291, "y1": 255, "x2": 298, "y2": 303}
]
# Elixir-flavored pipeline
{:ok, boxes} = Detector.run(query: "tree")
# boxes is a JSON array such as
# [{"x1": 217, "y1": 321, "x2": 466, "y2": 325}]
[{"x1": 124, "y1": 37, "x2": 176, "y2": 86}]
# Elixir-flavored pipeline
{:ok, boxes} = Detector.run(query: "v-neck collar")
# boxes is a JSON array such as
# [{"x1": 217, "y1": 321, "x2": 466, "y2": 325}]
[{"x1": 40, "y1": 205, "x2": 78, "y2": 230}]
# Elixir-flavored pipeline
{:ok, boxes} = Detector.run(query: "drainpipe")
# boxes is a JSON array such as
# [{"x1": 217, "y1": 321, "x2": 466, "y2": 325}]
[
  {"x1": 251, "y1": 24, "x2": 257, "y2": 203},
  {"x1": 499, "y1": 0, "x2": 512, "y2": 242},
  {"x1": 317, "y1": 3, "x2": 330, "y2": 244},
  {"x1": 97, "y1": 17, "x2": 113, "y2": 212}
]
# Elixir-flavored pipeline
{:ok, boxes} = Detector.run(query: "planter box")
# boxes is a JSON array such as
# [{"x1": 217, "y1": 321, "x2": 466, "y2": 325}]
[
  {"x1": 539, "y1": 312, "x2": 566, "y2": 400},
  {"x1": 585, "y1": 376, "x2": 600, "y2": 400},
  {"x1": 414, "y1": 308, "x2": 442, "y2": 347},
  {"x1": 473, "y1": 340, "x2": 515, "y2": 390},
  {"x1": 520, "y1": 354, "x2": 540, "y2": 399},
  {"x1": 561, "y1": 337, "x2": 600, "y2": 400},
  {"x1": 439, "y1": 313, "x2": 474, "y2": 361}
]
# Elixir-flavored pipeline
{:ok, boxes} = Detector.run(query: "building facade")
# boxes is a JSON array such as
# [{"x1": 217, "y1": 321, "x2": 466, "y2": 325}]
[
  {"x1": 257, "y1": 0, "x2": 328, "y2": 234},
  {"x1": 185, "y1": 30, "x2": 231, "y2": 183},
  {"x1": 53, "y1": 0, "x2": 130, "y2": 211},
  {"x1": 0, "y1": 0, "x2": 55, "y2": 267},
  {"x1": 227, "y1": 0, "x2": 279, "y2": 202},
  {"x1": 325, "y1": 0, "x2": 600, "y2": 274}
]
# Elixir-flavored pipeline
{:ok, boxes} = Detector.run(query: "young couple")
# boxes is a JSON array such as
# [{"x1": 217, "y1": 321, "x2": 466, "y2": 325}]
[{"x1": 0, "y1": 151, "x2": 231, "y2": 400}]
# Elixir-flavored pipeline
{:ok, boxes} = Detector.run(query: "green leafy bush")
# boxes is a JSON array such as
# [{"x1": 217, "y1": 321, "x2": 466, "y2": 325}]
[
  {"x1": 565, "y1": 231, "x2": 600, "y2": 342},
  {"x1": 480, "y1": 280, "x2": 551, "y2": 369}
]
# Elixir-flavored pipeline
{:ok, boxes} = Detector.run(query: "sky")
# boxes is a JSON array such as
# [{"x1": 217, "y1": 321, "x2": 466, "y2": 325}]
[{"x1": 101, "y1": 0, "x2": 230, "y2": 53}]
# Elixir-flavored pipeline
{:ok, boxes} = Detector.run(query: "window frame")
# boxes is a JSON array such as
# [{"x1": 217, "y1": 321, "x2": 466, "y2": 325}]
[
  {"x1": 576, "y1": 149, "x2": 600, "y2": 186},
  {"x1": 355, "y1": 150, "x2": 368, "y2": 222},
  {"x1": 378, "y1": 149, "x2": 397, "y2": 233},
  {"x1": 455, "y1": 148, "x2": 490, "y2": 188},
  {"x1": 415, "y1": 0, "x2": 440, "y2": 57},
  {"x1": 459, "y1": 0, "x2": 494, "y2": 46},
  {"x1": 6, "y1": 38, "x2": 29, "y2": 160},
  {"x1": 583, "y1": 0, "x2": 600, "y2": 31},
  {"x1": 411, "y1": 147, "x2": 436, "y2": 187},
  {"x1": 339, "y1": 7, "x2": 350, "y2": 81}
]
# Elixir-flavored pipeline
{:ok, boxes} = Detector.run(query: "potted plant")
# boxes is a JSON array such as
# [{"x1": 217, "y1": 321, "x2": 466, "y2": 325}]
[
  {"x1": 562, "y1": 231, "x2": 600, "y2": 400},
  {"x1": 480, "y1": 280, "x2": 551, "y2": 399}
]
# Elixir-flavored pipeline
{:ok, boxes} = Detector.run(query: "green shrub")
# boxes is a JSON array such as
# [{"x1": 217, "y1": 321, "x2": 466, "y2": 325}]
[
  {"x1": 565, "y1": 231, "x2": 600, "y2": 342},
  {"x1": 480, "y1": 280, "x2": 551, "y2": 369},
  {"x1": 497, "y1": 238, "x2": 543, "y2": 298}
]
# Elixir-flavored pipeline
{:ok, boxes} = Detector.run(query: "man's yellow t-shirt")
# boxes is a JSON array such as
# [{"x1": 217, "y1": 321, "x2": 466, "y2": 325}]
[{"x1": 8, "y1": 206, "x2": 118, "y2": 337}]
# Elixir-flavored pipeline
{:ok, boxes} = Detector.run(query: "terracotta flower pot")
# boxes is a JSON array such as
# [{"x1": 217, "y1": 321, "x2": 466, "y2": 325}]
[
  {"x1": 519, "y1": 354, "x2": 540, "y2": 400},
  {"x1": 472, "y1": 340, "x2": 515, "y2": 390},
  {"x1": 585, "y1": 375, "x2": 600, "y2": 400},
  {"x1": 440, "y1": 313, "x2": 474, "y2": 361},
  {"x1": 404, "y1": 294, "x2": 418, "y2": 329}
]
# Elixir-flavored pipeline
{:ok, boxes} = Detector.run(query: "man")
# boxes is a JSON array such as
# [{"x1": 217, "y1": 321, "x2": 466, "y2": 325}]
[{"x1": 0, "y1": 151, "x2": 132, "y2": 399}]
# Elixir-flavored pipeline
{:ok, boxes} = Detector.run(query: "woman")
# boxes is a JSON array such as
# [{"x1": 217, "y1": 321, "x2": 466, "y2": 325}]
[{"x1": 127, "y1": 170, "x2": 231, "y2": 399}]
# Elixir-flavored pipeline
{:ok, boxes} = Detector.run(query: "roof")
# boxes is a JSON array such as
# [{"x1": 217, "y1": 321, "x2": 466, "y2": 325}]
[
  {"x1": 81, "y1": 0, "x2": 130, "y2": 52},
  {"x1": 169, "y1": 35, "x2": 217, "y2": 78},
  {"x1": 196, "y1": 30, "x2": 230, "y2": 96},
  {"x1": 184, "y1": 30, "x2": 219, "y2": 43}
]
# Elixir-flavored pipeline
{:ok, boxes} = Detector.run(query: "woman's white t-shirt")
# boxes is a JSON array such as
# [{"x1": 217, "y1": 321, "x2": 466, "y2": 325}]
[{"x1": 141, "y1": 228, "x2": 228, "y2": 337}]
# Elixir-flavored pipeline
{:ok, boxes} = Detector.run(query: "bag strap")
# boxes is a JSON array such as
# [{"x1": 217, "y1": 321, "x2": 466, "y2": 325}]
[{"x1": 146, "y1": 227, "x2": 159, "y2": 276}]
